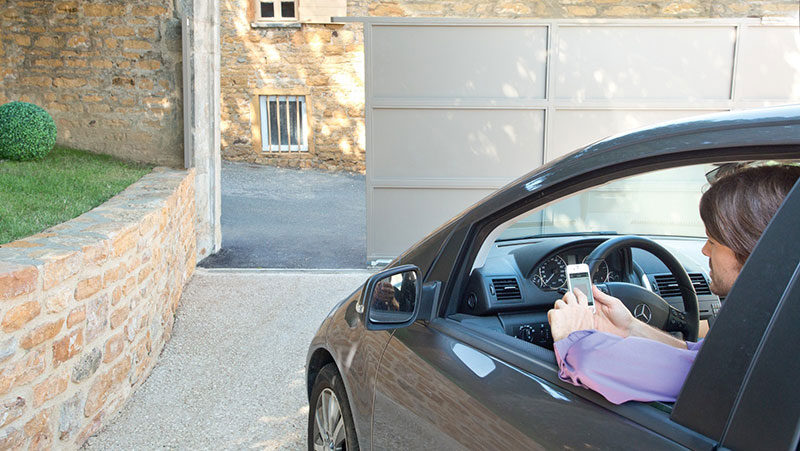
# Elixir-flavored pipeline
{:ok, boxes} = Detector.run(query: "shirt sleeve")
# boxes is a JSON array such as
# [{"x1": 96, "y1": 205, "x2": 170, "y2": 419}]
[{"x1": 553, "y1": 330, "x2": 700, "y2": 405}]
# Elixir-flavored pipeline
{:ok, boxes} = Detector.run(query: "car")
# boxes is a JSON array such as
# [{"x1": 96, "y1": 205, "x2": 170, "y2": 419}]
[{"x1": 305, "y1": 105, "x2": 800, "y2": 451}]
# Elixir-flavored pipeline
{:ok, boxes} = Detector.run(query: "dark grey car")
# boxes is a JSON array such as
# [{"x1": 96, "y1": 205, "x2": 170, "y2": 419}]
[{"x1": 306, "y1": 105, "x2": 800, "y2": 450}]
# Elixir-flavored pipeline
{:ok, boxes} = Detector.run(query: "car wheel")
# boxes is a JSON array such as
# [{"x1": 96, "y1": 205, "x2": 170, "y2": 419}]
[{"x1": 308, "y1": 363, "x2": 359, "y2": 451}]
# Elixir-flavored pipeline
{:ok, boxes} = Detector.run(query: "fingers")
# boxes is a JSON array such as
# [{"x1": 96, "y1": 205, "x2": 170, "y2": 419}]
[
  {"x1": 553, "y1": 299, "x2": 567, "y2": 309},
  {"x1": 561, "y1": 290, "x2": 577, "y2": 305},
  {"x1": 572, "y1": 288, "x2": 588, "y2": 307},
  {"x1": 592, "y1": 286, "x2": 616, "y2": 306}
]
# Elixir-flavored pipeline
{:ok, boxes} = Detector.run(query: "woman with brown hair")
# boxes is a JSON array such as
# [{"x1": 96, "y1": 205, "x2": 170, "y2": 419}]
[{"x1": 547, "y1": 164, "x2": 800, "y2": 404}]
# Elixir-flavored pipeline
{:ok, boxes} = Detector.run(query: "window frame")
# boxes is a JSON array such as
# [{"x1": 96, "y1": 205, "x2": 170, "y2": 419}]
[
  {"x1": 249, "y1": 89, "x2": 314, "y2": 155},
  {"x1": 254, "y1": 0, "x2": 298, "y2": 22}
]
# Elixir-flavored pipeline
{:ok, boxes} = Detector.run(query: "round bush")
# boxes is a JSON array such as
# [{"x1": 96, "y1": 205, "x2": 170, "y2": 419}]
[{"x1": 0, "y1": 102, "x2": 57, "y2": 161}]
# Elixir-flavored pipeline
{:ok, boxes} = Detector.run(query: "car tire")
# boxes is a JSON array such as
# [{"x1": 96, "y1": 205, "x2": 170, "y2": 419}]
[{"x1": 308, "y1": 363, "x2": 359, "y2": 451}]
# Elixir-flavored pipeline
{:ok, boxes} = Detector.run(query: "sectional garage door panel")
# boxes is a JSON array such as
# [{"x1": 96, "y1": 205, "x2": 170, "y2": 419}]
[
  {"x1": 371, "y1": 109, "x2": 545, "y2": 180},
  {"x1": 364, "y1": 19, "x2": 794, "y2": 261},
  {"x1": 371, "y1": 25, "x2": 548, "y2": 100},
  {"x1": 369, "y1": 188, "x2": 496, "y2": 258},
  {"x1": 547, "y1": 109, "x2": 726, "y2": 161},
  {"x1": 736, "y1": 26, "x2": 800, "y2": 101},
  {"x1": 555, "y1": 26, "x2": 737, "y2": 101}
]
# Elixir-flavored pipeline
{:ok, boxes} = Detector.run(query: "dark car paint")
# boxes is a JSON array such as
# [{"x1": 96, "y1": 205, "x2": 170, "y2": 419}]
[{"x1": 306, "y1": 106, "x2": 800, "y2": 450}]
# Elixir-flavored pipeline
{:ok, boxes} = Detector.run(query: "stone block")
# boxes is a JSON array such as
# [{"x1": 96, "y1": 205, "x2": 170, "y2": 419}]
[
  {"x1": 75, "y1": 276, "x2": 101, "y2": 301},
  {"x1": 1, "y1": 301, "x2": 41, "y2": 332},
  {"x1": 71, "y1": 348, "x2": 101, "y2": 384},
  {"x1": 34, "y1": 36, "x2": 60, "y2": 48},
  {"x1": 0, "y1": 397, "x2": 25, "y2": 428},
  {"x1": 112, "y1": 228, "x2": 137, "y2": 257},
  {"x1": 84, "y1": 357, "x2": 130, "y2": 417},
  {"x1": 21, "y1": 320, "x2": 63, "y2": 350},
  {"x1": 0, "y1": 426, "x2": 23, "y2": 449},
  {"x1": 42, "y1": 251, "x2": 81, "y2": 290},
  {"x1": 67, "y1": 35, "x2": 90, "y2": 48},
  {"x1": 53, "y1": 77, "x2": 88, "y2": 88},
  {"x1": 109, "y1": 305, "x2": 129, "y2": 330},
  {"x1": 33, "y1": 370, "x2": 69, "y2": 407},
  {"x1": 24, "y1": 406, "x2": 52, "y2": 438},
  {"x1": 53, "y1": 328, "x2": 83, "y2": 365},
  {"x1": 0, "y1": 348, "x2": 45, "y2": 395},
  {"x1": 66, "y1": 306, "x2": 85, "y2": 329},
  {"x1": 58, "y1": 392, "x2": 82, "y2": 440},
  {"x1": 0, "y1": 264, "x2": 38, "y2": 300},
  {"x1": 83, "y1": 4, "x2": 125, "y2": 17},
  {"x1": 45, "y1": 288, "x2": 73, "y2": 315},
  {"x1": 0, "y1": 337, "x2": 17, "y2": 364},
  {"x1": 85, "y1": 295, "x2": 109, "y2": 344},
  {"x1": 102, "y1": 333, "x2": 124, "y2": 363},
  {"x1": 112, "y1": 26, "x2": 135, "y2": 37}
]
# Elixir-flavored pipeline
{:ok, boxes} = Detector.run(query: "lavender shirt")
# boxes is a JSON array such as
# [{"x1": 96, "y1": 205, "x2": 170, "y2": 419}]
[{"x1": 554, "y1": 330, "x2": 704, "y2": 405}]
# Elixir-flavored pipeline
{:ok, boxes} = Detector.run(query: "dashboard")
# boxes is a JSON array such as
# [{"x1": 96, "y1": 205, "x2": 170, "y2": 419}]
[{"x1": 456, "y1": 235, "x2": 721, "y2": 349}]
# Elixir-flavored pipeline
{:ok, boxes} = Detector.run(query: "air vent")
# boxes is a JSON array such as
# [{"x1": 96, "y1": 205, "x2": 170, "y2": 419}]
[
  {"x1": 689, "y1": 273, "x2": 712, "y2": 295},
  {"x1": 492, "y1": 278, "x2": 521, "y2": 301},
  {"x1": 653, "y1": 274, "x2": 682, "y2": 297},
  {"x1": 653, "y1": 273, "x2": 712, "y2": 297}
]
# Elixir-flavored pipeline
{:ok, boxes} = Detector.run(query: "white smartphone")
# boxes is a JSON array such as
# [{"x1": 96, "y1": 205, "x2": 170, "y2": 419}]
[{"x1": 566, "y1": 264, "x2": 594, "y2": 307}]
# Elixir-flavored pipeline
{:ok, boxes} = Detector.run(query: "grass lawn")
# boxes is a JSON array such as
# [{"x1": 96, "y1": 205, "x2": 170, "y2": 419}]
[{"x1": 0, "y1": 146, "x2": 152, "y2": 245}]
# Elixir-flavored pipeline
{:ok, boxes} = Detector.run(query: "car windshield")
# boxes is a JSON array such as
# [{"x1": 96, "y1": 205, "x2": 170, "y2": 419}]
[{"x1": 497, "y1": 164, "x2": 716, "y2": 241}]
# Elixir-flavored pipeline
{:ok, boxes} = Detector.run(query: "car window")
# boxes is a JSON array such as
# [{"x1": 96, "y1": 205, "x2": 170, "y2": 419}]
[{"x1": 497, "y1": 164, "x2": 714, "y2": 242}]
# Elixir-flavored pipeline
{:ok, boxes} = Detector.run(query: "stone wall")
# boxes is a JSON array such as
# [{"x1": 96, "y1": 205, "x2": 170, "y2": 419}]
[
  {"x1": 220, "y1": 0, "x2": 797, "y2": 173},
  {"x1": 0, "y1": 168, "x2": 196, "y2": 449},
  {"x1": 0, "y1": 1, "x2": 184, "y2": 166}
]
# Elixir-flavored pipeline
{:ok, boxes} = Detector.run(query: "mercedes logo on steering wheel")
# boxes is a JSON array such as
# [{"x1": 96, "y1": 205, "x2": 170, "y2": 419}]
[{"x1": 634, "y1": 303, "x2": 652, "y2": 323}]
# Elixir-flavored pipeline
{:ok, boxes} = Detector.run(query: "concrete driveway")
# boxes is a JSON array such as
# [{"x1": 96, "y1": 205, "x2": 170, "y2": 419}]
[
  {"x1": 82, "y1": 269, "x2": 372, "y2": 450},
  {"x1": 198, "y1": 162, "x2": 366, "y2": 269}
]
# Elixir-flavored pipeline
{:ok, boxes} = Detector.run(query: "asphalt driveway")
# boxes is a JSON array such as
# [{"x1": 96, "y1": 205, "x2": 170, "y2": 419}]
[
  {"x1": 82, "y1": 269, "x2": 372, "y2": 450},
  {"x1": 198, "y1": 162, "x2": 366, "y2": 269}
]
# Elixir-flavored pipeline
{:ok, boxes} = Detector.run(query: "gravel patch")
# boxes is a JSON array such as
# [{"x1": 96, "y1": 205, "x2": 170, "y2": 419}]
[{"x1": 82, "y1": 269, "x2": 373, "y2": 450}]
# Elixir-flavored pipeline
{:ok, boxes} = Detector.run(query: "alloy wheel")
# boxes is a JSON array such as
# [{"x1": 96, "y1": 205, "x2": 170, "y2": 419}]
[{"x1": 313, "y1": 388, "x2": 346, "y2": 451}]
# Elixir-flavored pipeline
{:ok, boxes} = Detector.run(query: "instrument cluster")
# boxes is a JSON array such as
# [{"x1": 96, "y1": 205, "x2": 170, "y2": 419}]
[{"x1": 530, "y1": 248, "x2": 622, "y2": 290}]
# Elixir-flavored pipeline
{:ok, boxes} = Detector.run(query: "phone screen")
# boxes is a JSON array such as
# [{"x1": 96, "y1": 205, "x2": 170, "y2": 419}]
[{"x1": 568, "y1": 271, "x2": 594, "y2": 307}]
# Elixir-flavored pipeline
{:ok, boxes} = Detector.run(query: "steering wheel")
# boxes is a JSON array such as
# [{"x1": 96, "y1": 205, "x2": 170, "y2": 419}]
[{"x1": 585, "y1": 236, "x2": 700, "y2": 342}]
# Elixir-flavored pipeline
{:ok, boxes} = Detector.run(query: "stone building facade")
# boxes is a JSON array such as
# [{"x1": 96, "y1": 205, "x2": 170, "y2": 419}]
[
  {"x1": 220, "y1": 0, "x2": 798, "y2": 173},
  {"x1": 0, "y1": 1, "x2": 184, "y2": 166}
]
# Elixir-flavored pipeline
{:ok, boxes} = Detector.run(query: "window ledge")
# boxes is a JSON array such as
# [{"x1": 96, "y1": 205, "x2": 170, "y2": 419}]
[{"x1": 251, "y1": 21, "x2": 302, "y2": 29}]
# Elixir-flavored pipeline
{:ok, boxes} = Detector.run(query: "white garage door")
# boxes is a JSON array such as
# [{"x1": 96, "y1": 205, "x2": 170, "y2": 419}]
[{"x1": 360, "y1": 18, "x2": 800, "y2": 262}]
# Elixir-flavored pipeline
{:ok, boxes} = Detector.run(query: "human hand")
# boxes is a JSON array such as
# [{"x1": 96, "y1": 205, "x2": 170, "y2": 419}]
[
  {"x1": 592, "y1": 286, "x2": 635, "y2": 338},
  {"x1": 548, "y1": 288, "x2": 594, "y2": 342},
  {"x1": 374, "y1": 281, "x2": 400, "y2": 311}
]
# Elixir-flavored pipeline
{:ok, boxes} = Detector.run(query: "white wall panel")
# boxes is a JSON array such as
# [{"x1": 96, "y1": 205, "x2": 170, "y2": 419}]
[
  {"x1": 736, "y1": 26, "x2": 800, "y2": 101},
  {"x1": 372, "y1": 109, "x2": 544, "y2": 179},
  {"x1": 369, "y1": 188, "x2": 496, "y2": 259},
  {"x1": 372, "y1": 26, "x2": 548, "y2": 99},
  {"x1": 548, "y1": 109, "x2": 726, "y2": 161},
  {"x1": 555, "y1": 26, "x2": 736, "y2": 101}
]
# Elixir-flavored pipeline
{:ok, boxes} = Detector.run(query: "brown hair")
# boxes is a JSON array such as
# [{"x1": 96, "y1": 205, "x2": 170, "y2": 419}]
[{"x1": 700, "y1": 165, "x2": 800, "y2": 265}]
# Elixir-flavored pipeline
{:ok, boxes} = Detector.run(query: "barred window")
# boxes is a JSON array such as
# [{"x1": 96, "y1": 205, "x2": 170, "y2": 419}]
[
  {"x1": 257, "y1": 0, "x2": 297, "y2": 20},
  {"x1": 259, "y1": 95, "x2": 308, "y2": 152}
]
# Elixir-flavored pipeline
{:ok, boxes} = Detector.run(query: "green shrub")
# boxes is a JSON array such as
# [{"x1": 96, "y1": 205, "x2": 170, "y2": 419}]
[{"x1": 0, "y1": 102, "x2": 57, "y2": 161}]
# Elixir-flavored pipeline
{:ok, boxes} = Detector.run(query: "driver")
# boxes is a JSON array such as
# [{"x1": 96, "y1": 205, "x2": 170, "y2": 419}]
[{"x1": 547, "y1": 164, "x2": 800, "y2": 404}]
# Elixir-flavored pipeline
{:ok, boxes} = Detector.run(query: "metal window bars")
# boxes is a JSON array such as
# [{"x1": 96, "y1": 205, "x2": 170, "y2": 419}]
[{"x1": 260, "y1": 95, "x2": 308, "y2": 152}]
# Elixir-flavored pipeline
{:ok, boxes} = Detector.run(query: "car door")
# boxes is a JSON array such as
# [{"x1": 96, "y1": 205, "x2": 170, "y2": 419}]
[{"x1": 371, "y1": 320, "x2": 691, "y2": 450}]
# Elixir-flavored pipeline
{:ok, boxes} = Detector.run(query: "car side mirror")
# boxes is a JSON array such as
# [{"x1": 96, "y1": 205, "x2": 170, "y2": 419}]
[{"x1": 362, "y1": 265, "x2": 436, "y2": 331}]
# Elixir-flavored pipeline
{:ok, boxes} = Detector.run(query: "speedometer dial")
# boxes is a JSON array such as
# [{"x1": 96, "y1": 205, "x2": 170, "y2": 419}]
[
  {"x1": 583, "y1": 257, "x2": 609, "y2": 283},
  {"x1": 537, "y1": 255, "x2": 567, "y2": 289}
]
